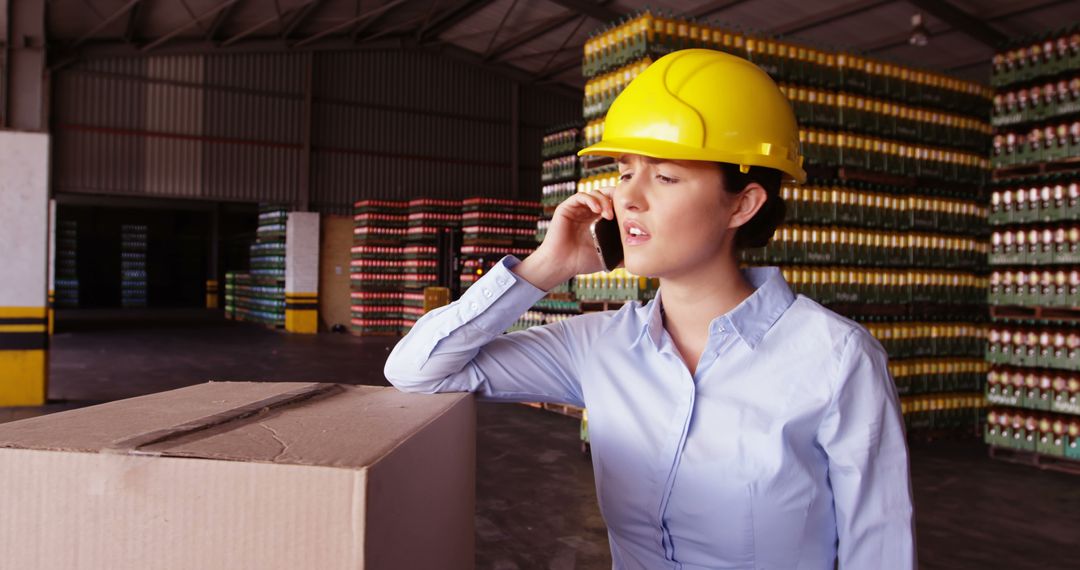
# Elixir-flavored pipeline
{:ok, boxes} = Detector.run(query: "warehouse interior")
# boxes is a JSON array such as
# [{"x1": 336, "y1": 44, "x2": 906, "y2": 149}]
[{"x1": 3, "y1": 0, "x2": 1080, "y2": 568}]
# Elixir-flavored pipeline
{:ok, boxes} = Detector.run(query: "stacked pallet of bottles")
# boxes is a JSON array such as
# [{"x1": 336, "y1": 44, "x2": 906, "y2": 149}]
[
  {"x1": 575, "y1": 9, "x2": 993, "y2": 437},
  {"x1": 224, "y1": 271, "x2": 236, "y2": 320},
  {"x1": 538, "y1": 124, "x2": 583, "y2": 246},
  {"x1": 516, "y1": 125, "x2": 587, "y2": 334},
  {"x1": 233, "y1": 204, "x2": 287, "y2": 328},
  {"x1": 459, "y1": 198, "x2": 539, "y2": 293},
  {"x1": 120, "y1": 224, "x2": 148, "y2": 308},
  {"x1": 350, "y1": 200, "x2": 408, "y2": 336},
  {"x1": 986, "y1": 27, "x2": 1080, "y2": 471},
  {"x1": 401, "y1": 198, "x2": 461, "y2": 333},
  {"x1": 54, "y1": 219, "x2": 79, "y2": 308}
]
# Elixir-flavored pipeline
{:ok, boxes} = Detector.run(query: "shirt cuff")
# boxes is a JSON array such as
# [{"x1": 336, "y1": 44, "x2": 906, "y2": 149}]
[{"x1": 458, "y1": 255, "x2": 546, "y2": 334}]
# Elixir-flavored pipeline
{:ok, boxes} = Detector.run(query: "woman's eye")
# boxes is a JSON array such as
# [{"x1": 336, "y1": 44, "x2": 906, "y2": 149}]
[
  {"x1": 619, "y1": 173, "x2": 632, "y2": 182},
  {"x1": 656, "y1": 174, "x2": 677, "y2": 184}
]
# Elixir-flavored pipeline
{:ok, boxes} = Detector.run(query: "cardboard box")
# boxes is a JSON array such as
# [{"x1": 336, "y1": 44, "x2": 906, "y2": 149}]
[{"x1": 0, "y1": 382, "x2": 475, "y2": 570}]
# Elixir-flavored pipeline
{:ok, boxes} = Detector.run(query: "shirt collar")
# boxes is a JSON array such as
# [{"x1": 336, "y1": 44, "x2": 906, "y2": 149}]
[{"x1": 633, "y1": 266, "x2": 796, "y2": 351}]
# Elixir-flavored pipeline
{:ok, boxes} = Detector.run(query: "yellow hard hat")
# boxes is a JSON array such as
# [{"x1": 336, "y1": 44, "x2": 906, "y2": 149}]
[{"x1": 579, "y1": 49, "x2": 806, "y2": 184}]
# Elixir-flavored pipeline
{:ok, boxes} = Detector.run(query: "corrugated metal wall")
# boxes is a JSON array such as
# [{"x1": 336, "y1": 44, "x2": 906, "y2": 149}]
[{"x1": 51, "y1": 49, "x2": 579, "y2": 214}]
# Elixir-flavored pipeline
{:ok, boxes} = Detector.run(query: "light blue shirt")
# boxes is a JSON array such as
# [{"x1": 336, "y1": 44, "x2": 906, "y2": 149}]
[{"x1": 385, "y1": 256, "x2": 916, "y2": 570}]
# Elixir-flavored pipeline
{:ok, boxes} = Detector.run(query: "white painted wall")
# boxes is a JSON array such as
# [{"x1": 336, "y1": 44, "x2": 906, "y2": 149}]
[
  {"x1": 285, "y1": 212, "x2": 320, "y2": 295},
  {"x1": 0, "y1": 132, "x2": 50, "y2": 307}
]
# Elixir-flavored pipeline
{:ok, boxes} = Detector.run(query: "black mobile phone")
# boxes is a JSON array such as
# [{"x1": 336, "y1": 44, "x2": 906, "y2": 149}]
[{"x1": 589, "y1": 216, "x2": 623, "y2": 271}]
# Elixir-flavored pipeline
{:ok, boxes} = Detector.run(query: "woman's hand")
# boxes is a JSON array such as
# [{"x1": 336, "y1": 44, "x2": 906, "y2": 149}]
[{"x1": 513, "y1": 187, "x2": 616, "y2": 291}]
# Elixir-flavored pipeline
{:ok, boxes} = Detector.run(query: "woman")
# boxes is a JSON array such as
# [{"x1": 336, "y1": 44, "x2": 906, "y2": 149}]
[{"x1": 385, "y1": 49, "x2": 915, "y2": 569}]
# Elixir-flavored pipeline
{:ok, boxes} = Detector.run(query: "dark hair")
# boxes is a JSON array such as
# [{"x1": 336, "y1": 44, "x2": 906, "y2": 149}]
[{"x1": 718, "y1": 163, "x2": 785, "y2": 249}]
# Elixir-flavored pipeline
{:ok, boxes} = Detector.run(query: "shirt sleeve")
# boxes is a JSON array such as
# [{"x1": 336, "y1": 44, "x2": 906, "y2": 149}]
[
  {"x1": 383, "y1": 255, "x2": 594, "y2": 407},
  {"x1": 817, "y1": 328, "x2": 917, "y2": 570}
]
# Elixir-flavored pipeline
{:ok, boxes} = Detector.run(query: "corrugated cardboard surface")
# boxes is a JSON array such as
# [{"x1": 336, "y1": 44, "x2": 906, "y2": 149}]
[{"x1": 0, "y1": 382, "x2": 475, "y2": 569}]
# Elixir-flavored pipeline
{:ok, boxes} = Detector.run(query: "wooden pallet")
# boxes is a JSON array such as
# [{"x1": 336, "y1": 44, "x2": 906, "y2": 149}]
[
  {"x1": 988, "y1": 445, "x2": 1080, "y2": 475},
  {"x1": 521, "y1": 401, "x2": 585, "y2": 420},
  {"x1": 993, "y1": 156, "x2": 1080, "y2": 178},
  {"x1": 990, "y1": 305, "x2": 1080, "y2": 322},
  {"x1": 907, "y1": 428, "x2": 981, "y2": 444},
  {"x1": 578, "y1": 300, "x2": 636, "y2": 313},
  {"x1": 348, "y1": 329, "x2": 401, "y2": 337}
]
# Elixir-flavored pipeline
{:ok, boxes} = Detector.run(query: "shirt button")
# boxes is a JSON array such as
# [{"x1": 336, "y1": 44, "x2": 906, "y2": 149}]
[
  {"x1": 469, "y1": 302, "x2": 478, "y2": 312},
  {"x1": 496, "y1": 276, "x2": 508, "y2": 286},
  {"x1": 482, "y1": 288, "x2": 493, "y2": 298}
]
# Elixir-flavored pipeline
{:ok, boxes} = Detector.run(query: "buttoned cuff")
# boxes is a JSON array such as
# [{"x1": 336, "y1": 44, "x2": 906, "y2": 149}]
[{"x1": 457, "y1": 255, "x2": 546, "y2": 334}]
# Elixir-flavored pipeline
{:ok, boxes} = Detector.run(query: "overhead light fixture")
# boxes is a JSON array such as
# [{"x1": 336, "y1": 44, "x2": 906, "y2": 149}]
[{"x1": 909, "y1": 13, "x2": 929, "y2": 47}]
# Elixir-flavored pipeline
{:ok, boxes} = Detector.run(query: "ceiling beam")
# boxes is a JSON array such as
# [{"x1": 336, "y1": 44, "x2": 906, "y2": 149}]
[
  {"x1": 545, "y1": 0, "x2": 621, "y2": 23},
  {"x1": 281, "y1": 0, "x2": 325, "y2": 39},
  {"x1": 361, "y1": 14, "x2": 429, "y2": 43},
  {"x1": 860, "y1": 25, "x2": 943, "y2": 54},
  {"x1": 861, "y1": 0, "x2": 1072, "y2": 55},
  {"x1": 77, "y1": 0, "x2": 109, "y2": 21},
  {"x1": 486, "y1": 0, "x2": 614, "y2": 62},
  {"x1": 124, "y1": 0, "x2": 144, "y2": 44},
  {"x1": 946, "y1": 53, "x2": 992, "y2": 72},
  {"x1": 689, "y1": 0, "x2": 753, "y2": 19},
  {"x1": 482, "y1": 0, "x2": 520, "y2": 58},
  {"x1": 349, "y1": 0, "x2": 406, "y2": 42},
  {"x1": 205, "y1": 0, "x2": 240, "y2": 41},
  {"x1": 179, "y1": 0, "x2": 211, "y2": 35},
  {"x1": 904, "y1": 0, "x2": 1007, "y2": 49},
  {"x1": 536, "y1": 13, "x2": 586, "y2": 76},
  {"x1": 140, "y1": 0, "x2": 240, "y2": 52},
  {"x1": 50, "y1": 33, "x2": 581, "y2": 98},
  {"x1": 417, "y1": 0, "x2": 500, "y2": 43},
  {"x1": 770, "y1": 0, "x2": 893, "y2": 37},
  {"x1": 422, "y1": 42, "x2": 580, "y2": 98},
  {"x1": 292, "y1": 0, "x2": 407, "y2": 48},
  {"x1": 500, "y1": 43, "x2": 584, "y2": 63},
  {"x1": 486, "y1": 12, "x2": 577, "y2": 61},
  {"x1": 57, "y1": 36, "x2": 410, "y2": 61},
  {"x1": 220, "y1": 11, "x2": 285, "y2": 47},
  {"x1": 535, "y1": 54, "x2": 581, "y2": 81},
  {"x1": 69, "y1": 0, "x2": 142, "y2": 48},
  {"x1": 993, "y1": 0, "x2": 1077, "y2": 19}
]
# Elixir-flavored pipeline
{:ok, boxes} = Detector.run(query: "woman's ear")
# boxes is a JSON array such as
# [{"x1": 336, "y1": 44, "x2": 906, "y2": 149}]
[{"x1": 727, "y1": 183, "x2": 768, "y2": 230}]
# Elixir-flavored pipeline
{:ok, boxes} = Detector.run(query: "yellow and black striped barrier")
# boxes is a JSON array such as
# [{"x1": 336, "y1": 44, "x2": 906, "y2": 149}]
[
  {"x1": 47, "y1": 290, "x2": 55, "y2": 335},
  {"x1": 0, "y1": 307, "x2": 48, "y2": 406},
  {"x1": 285, "y1": 293, "x2": 318, "y2": 334},
  {"x1": 206, "y1": 280, "x2": 219, "y2": 309}
]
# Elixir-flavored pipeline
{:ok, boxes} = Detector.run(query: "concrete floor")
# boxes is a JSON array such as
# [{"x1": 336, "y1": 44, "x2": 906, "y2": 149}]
[{"x1": 3, "y1": 310, "x2": 1079, "y2": 569}]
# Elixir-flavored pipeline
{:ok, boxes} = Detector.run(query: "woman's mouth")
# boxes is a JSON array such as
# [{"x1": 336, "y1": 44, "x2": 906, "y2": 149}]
[{"x1": 624, "y1": 221, "x2": 651, "y2": 246}]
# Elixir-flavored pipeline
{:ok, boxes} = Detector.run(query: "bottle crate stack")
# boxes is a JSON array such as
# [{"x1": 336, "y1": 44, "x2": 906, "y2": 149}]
[
  {"x1": 55, "y1": 219, "x2": 79, "y2": 308},
  {"x1": 556, "y1": 9, "x2": 997, "y2": 436},
  {"x1": 350, "y1": 200, "x2": 408, "y2": 336},
  {"x1": 459, "y1": 198, "x2": 540, "y2": 292},
  {"x1": 400, "y1": 246, "x2": 434, "y2": 335},
  {"x1": 529, "y1": 125, "x2": 588, "y2": 330},
  {"x1": 401, "y1": 198, "x2": 461, "y2": 334},
  {"x1": 120, "y1": 224, "x2": 148, "y2": 308},
  {"x1": 232, "y1": 205, "x2": 287, "y2": 328},
  {"x1": 345, "y1": 198, "x2": 537, "y2": 335},
  {"x1": 224, "y1": 271, "x2": 236, "y2": 320},
  {"x1": 986, "y1": 27, "x2": 1080, "y2": 469},
  {"x1": 540, "y1": 125, "x2": 583, "y2": 231},
  {"x1": 991, "y1": 27, "x2": 1080, "y2": 170}
]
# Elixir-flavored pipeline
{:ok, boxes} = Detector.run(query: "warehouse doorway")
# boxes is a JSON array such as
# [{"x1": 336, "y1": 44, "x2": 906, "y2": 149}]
[{"x1": 53, "y1": 197, "x2": 257, "y2": 330}]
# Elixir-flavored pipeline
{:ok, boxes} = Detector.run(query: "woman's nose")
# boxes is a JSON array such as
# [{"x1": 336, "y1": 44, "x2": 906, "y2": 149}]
[{"x1": 617, "y1": 178, "x2": 646, "y2": 212}]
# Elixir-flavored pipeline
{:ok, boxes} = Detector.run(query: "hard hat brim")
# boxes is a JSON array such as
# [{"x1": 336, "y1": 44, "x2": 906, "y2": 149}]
[{"x1": 579, "y1": 137, "x2": 807, "y2": 184}]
